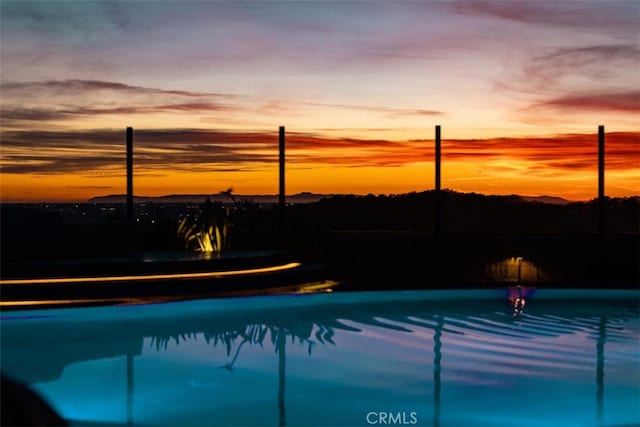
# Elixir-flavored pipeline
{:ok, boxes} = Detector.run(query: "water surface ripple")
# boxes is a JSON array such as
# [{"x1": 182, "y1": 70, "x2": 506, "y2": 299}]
[{"x1": 1, "y1": 289, "x2": 638, "y2": 427}]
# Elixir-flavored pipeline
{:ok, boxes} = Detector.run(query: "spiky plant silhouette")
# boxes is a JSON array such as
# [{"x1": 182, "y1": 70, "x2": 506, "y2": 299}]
[{"x1": 177, "y1": 197, "x2": 230, "y2": 253}]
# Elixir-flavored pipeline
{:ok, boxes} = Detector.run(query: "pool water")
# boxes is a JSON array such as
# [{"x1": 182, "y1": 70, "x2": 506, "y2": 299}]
[{"x1": 1, "y1": 290, "x2": 639, "y2": 427}]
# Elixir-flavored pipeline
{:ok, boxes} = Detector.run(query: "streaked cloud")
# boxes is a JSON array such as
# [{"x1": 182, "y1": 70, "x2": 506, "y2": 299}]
[
  {"x1": 444, "y1": 133, "x2": 640, "y2": 174},
  {"x1": 2, "y1": 128, "x2": 637, "y2": 176},
  {"x1": 496, "y1": 42, "x2": 640, "y2": 125},
  {"x1": 529, "y1": 91, "x2": 640, "y2": 114},
  {"x1": 523, "y1": 44, "x2": 640, "y2": 93},
  {"x1": 1, "y1": 79, "x2": 228, "y2": 97},
  {"x1": 0, "y1": 79, "x2": 447, "y2": 133},
  {"x1": 66, "y1": 185, "x2": 115, "y2": 190},
  {"x1": 538, "y1": 44, "x2": 640, "y2": 63},
  {"x1": 0, "y1": 80, "x2": 237, "y2": 129},
  {"x1": 302, "y1": 102, "x2": 444, "y2": 118},
  {"x1": 454, "y1": 1, "x2": 639, "y2": 31}
]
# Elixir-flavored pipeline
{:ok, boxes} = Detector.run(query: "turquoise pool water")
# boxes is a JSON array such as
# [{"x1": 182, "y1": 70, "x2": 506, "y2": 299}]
[{"x1": 1, "y1": 290, "x2": 639, "y2": 427}]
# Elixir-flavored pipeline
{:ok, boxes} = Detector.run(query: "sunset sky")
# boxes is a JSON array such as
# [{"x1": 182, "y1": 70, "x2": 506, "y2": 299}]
[{"x1": 1, "y1": 0, "x2": 638, "y2": 202}]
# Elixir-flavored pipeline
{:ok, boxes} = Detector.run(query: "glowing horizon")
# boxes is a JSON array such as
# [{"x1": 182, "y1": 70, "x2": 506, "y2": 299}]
[
  {"x1": 1, "y1": 128, "x2": 638, "y2": 203},
  {"x1": 1, "y1": 1, "x2": 638, "y2": 202}
]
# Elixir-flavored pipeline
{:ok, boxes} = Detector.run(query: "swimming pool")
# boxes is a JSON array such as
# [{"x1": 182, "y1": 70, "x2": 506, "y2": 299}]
[{"x1": 1, "y1": 289, "x2": 638, "y2": 427}]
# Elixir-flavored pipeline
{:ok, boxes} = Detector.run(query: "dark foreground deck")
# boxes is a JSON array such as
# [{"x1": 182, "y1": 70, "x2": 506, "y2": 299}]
[
  {"x1": 237, "y1": 230, "x2": 640, "y2": 290},
  {"x1": 2, "y1": 231, "x2": 638, "y2": 310}
]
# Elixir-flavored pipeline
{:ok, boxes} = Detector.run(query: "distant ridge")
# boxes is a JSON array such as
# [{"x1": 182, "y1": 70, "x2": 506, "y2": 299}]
[
  {"x1": 88, "y1": 192, "x2": 332, "y2": 204},
  {"x1": 518, "y1": 195, "x2": 571, "y2": 205},
  {"x1": 88, "y1": 192, "x2": 572, "y2": 205}
]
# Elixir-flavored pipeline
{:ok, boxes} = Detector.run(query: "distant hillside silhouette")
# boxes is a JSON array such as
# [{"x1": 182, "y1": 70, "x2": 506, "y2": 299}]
[
  {"x1": 518, "y1": 195, "x2": 571, "y2": 205},
  {"x1": 88, "y1": 192, "x2": 331, "y2": 204},
  {"x1": 88, "y1": 191, "x2": 575, "y2": 206},
  {"x1": 266, "y1": 190, "x2": 639, "y2": 234}
]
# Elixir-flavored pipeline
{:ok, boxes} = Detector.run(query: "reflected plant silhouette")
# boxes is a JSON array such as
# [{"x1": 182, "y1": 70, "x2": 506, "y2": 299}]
[{"x1": 148, "y1": 322, "x2": 332, "y2": 370}]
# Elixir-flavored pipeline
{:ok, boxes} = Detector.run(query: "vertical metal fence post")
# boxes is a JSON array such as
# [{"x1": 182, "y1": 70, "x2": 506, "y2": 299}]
[
  {"x1": 279, "y1": 126, "x2": 286, "y2": 243},
  {"x1": 598, "y1": 125, "x2": 605, "y2": 234},
  {"x1": 126, "y1": 127, "x2": 134, "y2": 222},
  {"x1": 435, "y1": 125, "x2": 442, "y2": 236}
]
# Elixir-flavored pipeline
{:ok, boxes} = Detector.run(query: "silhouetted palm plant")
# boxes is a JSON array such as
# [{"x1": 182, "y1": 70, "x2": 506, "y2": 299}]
[{"x1": 177, "y1": 197, "x2": 230, "y2": 253}]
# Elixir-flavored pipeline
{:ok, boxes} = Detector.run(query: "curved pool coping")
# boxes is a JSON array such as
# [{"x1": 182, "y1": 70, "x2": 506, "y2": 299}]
[{"x1": 0, "y1": 250, "x2": 336, "y2": 310}]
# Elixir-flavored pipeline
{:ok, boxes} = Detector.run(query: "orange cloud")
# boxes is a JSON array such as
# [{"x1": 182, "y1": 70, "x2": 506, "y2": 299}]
[
  {"x1": 1, "y1": 128, "x2": 637, "y2": 202},
  {"x1": 2, "y1": 128, "x2": 638, "y2": 172},
  {"x1": 528, "y1": 92, "x2": 640, "y2": 115}
]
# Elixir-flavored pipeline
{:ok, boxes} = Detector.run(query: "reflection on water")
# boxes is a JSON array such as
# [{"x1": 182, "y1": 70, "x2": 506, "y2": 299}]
[
  {"x1": 596, "y1": 316, "x2": 606, "y2": 424},
  {"x1": 1, "y1": 290, "x2": 638, "y2": 427},
  {"x1": 126, "y1": 354, "x2": 133, "y2": 426},
  {"x1": 277, "y1": 329, "x2": 286, "y2": 427},
  {"x1": 507, "y1": 286, "x2": 533, "y2": 316},
  {"x1": 432, "y1": 316, "x2": 442, "y2": 427}
]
